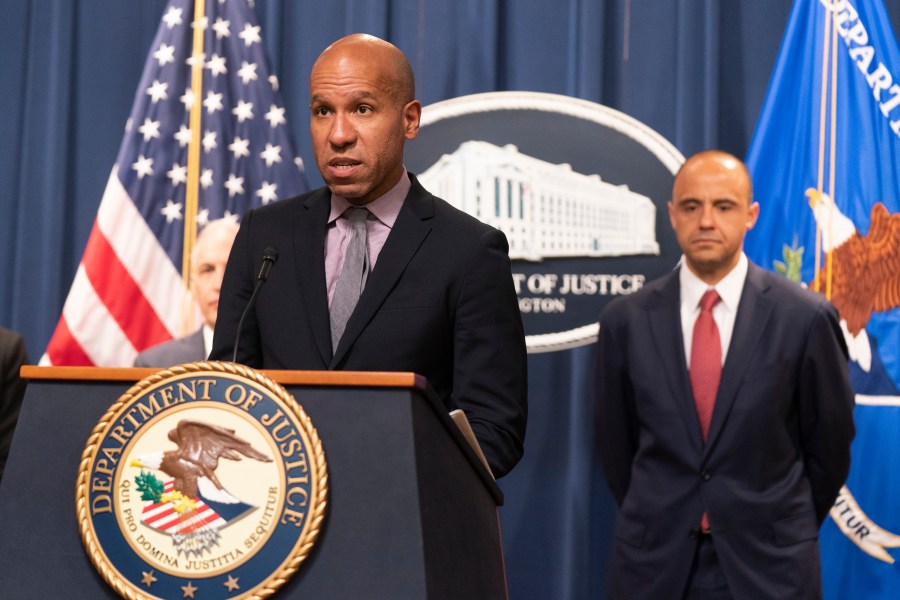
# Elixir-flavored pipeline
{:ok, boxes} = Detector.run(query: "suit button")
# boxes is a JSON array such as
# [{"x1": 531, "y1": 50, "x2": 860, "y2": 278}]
[{"x1": 700, "y1": 470, "x2": 711, "y2": 481}]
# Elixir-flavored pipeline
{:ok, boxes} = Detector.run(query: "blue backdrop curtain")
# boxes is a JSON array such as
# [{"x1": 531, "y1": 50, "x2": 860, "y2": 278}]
[{"x1": 3, "y1": 2, "x2": 900, "y2": 598}]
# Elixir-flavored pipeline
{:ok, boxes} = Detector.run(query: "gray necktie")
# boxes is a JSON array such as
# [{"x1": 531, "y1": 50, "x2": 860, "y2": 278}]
[{"x1": 330, "y1": 207, "x2": 369, "y2": 349}]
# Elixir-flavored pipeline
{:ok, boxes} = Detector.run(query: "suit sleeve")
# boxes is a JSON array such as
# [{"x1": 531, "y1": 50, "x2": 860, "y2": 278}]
[
  {"x1": 133, "y1": 351, "x2": 153, "y2": 368},
  {"x1": 595, "y1": 307, "x2": 639, "y2": 506},
  {"x1": 452, "y1": 228, "x2": 527, "y2": 479},
  {"x1": 799, "y1": 300, "x2": 855, "y2": 524},
  {"x1": 0, "y1": 332, "x2": 28, "y2": 481},
  {"x1": 210, "y1": 211, "x2": 263, "y2": 367},
  {"x1": 133, "y1": 339, "x2": 170, "y2": 367}
]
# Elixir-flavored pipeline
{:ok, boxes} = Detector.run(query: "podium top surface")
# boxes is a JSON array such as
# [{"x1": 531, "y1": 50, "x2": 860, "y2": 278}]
[
  {"x1": 20, "y1": 365, "x2": 503, "y2": 503},
  {"x1": 21, "y1": 365, "x2": 428, "y2": 390}
]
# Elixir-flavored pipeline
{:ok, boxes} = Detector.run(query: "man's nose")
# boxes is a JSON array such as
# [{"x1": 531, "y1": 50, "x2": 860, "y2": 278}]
[
  {"x1": 329, "y1": 113, "x2": 356, "y2": 147},
  {"x1": 699, "y1": 204, "x2": 715, "y2": 227}
]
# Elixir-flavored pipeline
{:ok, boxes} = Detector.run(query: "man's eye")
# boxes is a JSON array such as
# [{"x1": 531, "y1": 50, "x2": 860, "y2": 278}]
[
  {"x1": 357, "y1": 105, "x2": 372, "y2": 115},
  {"x1": 313, "y1": 107, "x2": 330, "y2": 117}
]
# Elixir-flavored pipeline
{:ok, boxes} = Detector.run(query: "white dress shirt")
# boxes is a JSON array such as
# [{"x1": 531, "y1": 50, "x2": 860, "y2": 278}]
[
  {"x1": 202, "y1": 324, "x2": 214, "y2": 358},
  {"x1": 679, "y1": 253, "x2": 749, "y2": 367}
]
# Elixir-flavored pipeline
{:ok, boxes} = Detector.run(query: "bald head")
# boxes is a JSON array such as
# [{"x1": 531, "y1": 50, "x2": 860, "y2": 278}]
[
  {"x1": 668, "y1": 150, "x2": 759, "y2": 284},
  {"x1": 674, "y1": 150, "x2": 753, "y2": 204},
  {"x1": 313, "y1": 34, "x2": 415, "y2": 104},
  {"x1": 308, "y1": 33, "x2": 422, "y2": 206}
]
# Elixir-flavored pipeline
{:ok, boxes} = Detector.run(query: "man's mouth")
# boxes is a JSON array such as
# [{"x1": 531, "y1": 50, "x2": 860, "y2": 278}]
[{"x1": 329, "y1": 158, "x2": 361, "y2": 172}]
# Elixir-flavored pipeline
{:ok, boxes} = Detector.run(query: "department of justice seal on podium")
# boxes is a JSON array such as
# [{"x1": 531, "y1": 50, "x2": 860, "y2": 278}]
[{"x1": 76, "y1": 362, "x2": 328, "y2": 599}]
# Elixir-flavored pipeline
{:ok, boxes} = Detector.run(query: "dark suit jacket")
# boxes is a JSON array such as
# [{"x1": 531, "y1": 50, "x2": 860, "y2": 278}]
[
  {"x1": 211, "y1": 174, "x2": 528, "y2": 478},
  {"x1": 133, "y1": 329, "x2": 206, "y2": 367},
  {"x1": 596, "y1": 263, "x2": 855, "y2": 599},
  {"x1": 0, "y1": 327, "x2": 28, "y2": 483}
]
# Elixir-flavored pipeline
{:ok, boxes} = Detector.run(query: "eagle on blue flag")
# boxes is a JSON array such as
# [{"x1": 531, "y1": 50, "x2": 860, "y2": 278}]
[{"x1": 745, "y1": 0, "x2": 900, "y2": 596}]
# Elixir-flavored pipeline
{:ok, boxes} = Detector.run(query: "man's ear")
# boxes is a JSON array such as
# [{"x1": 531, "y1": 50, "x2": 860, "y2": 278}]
[
  {"x1": 403, "y1": 100, "x2": 422, "y2": 140},
  {"x1": 746, "y1": 201, "x2": 760, "y2": 231}
]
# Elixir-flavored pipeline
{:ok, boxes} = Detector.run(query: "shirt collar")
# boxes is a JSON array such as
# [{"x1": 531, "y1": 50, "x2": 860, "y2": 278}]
[
  {"x1": 327, "y1": 168, "x2": 410, "y2": 228},
  {"x1": 679, "y1": 252, "x2": 749, "y2": 312},
  {"x1": 202, "y1": 324, "x2": 214, "y2": 358}
]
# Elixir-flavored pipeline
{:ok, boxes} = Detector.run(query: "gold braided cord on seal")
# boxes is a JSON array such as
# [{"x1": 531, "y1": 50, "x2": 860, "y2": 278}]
[{"x1": 75, "y1": 360, "x2": 329, "y2": 600}]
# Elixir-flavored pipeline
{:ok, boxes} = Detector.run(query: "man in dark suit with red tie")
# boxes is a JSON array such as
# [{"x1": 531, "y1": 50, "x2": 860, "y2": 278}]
[
  {"x1": 595, "y1": 150, "x2": 855, "y2": 598},
  {"x1": 211, "y1": 34, "x2": 527, "y2": 479}
]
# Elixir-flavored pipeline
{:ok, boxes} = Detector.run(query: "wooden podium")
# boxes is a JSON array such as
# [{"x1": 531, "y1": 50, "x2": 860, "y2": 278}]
[{"x1": 0, "y1": 366, "x2": 506, "y2": 599}]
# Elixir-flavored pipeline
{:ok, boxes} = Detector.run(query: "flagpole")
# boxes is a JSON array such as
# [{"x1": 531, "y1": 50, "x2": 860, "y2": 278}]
[
  {"x1": 182, "y1": 0, "x2": 206, "y2": 334},
  {"x1": 826, "y1": 4, "x2": 838, "y2": 301},
  {"x1": 813, "y1": 5, "x2": 832, "y2": 293}
]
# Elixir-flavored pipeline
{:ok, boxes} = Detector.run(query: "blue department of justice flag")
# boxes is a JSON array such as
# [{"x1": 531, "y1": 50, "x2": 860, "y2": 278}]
[
  {"x1": 42, "y1": 0, "x2": 308, "y2": 366},
  {"x1": 745, "y1": 0, "x2": 900, "y2": 596}
]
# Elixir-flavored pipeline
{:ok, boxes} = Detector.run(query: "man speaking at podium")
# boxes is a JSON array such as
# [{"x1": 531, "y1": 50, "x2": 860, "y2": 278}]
[{"x1": 211, "y1": 34, "x2": 527, "y2": 478}]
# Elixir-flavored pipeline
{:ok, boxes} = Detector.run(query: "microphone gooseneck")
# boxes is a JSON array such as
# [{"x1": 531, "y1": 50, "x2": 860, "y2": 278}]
[{"x1": 232, "y1": 246, "x2": 280, "y2": 363}]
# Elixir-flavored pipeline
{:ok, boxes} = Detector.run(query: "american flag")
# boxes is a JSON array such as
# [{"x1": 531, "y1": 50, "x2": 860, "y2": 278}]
[{"x1": 41, "y1": 0, "x2": 307, "y2": 366}]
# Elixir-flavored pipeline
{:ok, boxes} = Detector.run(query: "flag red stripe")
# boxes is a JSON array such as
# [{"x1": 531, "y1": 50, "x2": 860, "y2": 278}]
[
  {"x1": 178, "y1": 511, "x2": 224, "y2": 533},
  {"x1": 143, "y1": 503, "x2": 222, "y2": 532},
  {"x1": 81, "y1": 223, "x2": 172, "y2": 351},
  {"x1": 170, "y1": 506, "x2": 205, "y2": 527},
  {"x1": 43, "y1": 317, "x2": 94, "y2": 366},
  {"x1": 143, "y1": 505, "x2": 177, "y2": 524}
]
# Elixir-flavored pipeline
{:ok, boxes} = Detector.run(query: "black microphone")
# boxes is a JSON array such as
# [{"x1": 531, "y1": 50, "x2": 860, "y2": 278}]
[
  {"x1": 257, "y1": 246, "x2": 279, "y2": 282},
  {"x1": 232, "y1": 246, "x2": 279, "y2": 363}
]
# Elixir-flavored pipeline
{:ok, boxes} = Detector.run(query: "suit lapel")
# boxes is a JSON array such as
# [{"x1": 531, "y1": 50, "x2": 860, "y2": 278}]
[
  {"x1": 330, "y1": 179, "x2": 433, "y2": 367},
  {"x1": 648, "y1": 270, "x2": 704, "y2": 453},
  {"x1": 295, "y1": 190, "x2": 333, "y2": 365},
  {"x1": 703, "y1": 264, "x2": 775, "y2": 456},
  {"x1": 190, "y1": 329, "x2": 206, "y2": 358}
]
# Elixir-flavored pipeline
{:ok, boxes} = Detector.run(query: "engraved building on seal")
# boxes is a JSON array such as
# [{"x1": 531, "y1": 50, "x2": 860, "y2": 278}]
[{"x1": 418, "y1": 140, "x2": 660, "y2": 261}]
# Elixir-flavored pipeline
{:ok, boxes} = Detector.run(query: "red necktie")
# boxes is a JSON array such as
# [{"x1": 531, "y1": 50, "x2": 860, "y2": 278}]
[
  {"x1": 690, "y1": 289, "x2": 721, "y2": 532},
  {"x1": 690, "y1": 289, "x2": 722, "y2": 440}
]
